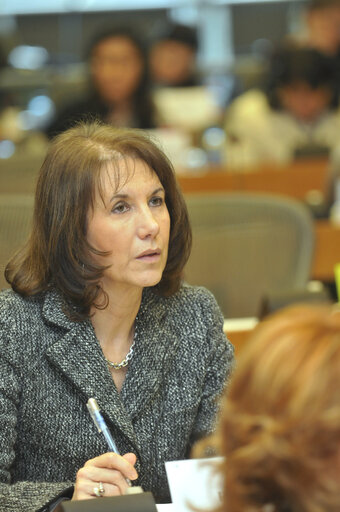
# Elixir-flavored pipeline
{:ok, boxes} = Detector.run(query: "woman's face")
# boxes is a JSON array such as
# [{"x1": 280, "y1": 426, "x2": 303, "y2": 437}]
[
  {"x1": 90, "y1": 36, "x2": 144, "y2": 104},
  {"x1": 86, "y1": 158, "x2": 170, "y2": 293}
]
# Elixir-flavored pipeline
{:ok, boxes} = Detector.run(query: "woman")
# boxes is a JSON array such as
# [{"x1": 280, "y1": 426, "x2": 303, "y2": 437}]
[
  {"x1": 213, "y1": 303, "x2": 340, "y2": 512},
  {"x1": 0, "y1": 122, "x2": 233, "y2": 511},
  {"x1": 46, "y1": 27, "x2": 155, "y2": 138}
]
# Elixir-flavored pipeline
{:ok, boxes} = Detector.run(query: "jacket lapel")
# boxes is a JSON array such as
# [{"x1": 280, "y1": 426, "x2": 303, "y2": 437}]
[
  {"x1": 42, "y1": 288, "x2": 181, "y2": 447},
  {"x1": 42, "y1": 290, "x2": 139, "y2": 452},
  {"x1": 121, "y1": 289, "x2": 181, "y2": 419}
]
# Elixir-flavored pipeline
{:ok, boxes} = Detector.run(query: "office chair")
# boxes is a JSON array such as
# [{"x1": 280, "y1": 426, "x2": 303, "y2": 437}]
[
  {"x1": 184, "y1": 193, "x2": 316, "y2": 318},
  {"x1": 0, "y1": 194, "x2": 34, "y2": 290},
  {"x1": 0, "y1": 152, "x2": 43, "y2": 194}
]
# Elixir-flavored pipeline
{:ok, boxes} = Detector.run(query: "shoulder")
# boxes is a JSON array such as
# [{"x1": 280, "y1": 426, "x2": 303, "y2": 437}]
[
  {"x1": 0, "y1": 288, "x2": 43, "y2": 322},
  {"x1": 143, "y1": 285, "x2": 234, "y2": 375},
  {"x1": 173, "y1": 283, "x2": 222, "y2": 318},
  {"x1": 46, "y1": 96, "x2": 106, "y2": 138},
  {"x1": 227, "y1": 89, "x2": 270, "y2": 118},
  {"x1": 318, "y1": 111, "x2": 340, "y2": 130},
  {"x1": 61, "y1": 96, "x2": 106, "y2": 117},
  {"x1": 0, "y1": 289, "x2": 46, "y2": 367},
  {"x1": 144, "y1": 284, "x2": 224, "y2": 333},
  {"x1": 0, "y1": 289, "x2": 46, "y2": 344},
  {"x1": 225, "y1": 90, "x2": 272, "y2": 139},
  {"x1": 148, "y1": 282, "x2": 221, "y2": 307}
]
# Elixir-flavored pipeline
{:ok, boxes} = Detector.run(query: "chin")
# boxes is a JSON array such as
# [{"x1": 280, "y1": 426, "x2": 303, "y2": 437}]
[{"x1": 137, "y1": 272, "x2": 164, "y2": 288}]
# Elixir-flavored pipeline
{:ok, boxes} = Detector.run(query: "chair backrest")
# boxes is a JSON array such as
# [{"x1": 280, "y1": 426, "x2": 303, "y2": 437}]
[
  {"x1": 184, "y1": 193, "x2": 315, "y2": 318},
  {"x1": 0, "y1": 152, "x2": 43, "y2": 194},
  {"x1": 0, "y1": 194, "x2": 34, "y2": 290}
]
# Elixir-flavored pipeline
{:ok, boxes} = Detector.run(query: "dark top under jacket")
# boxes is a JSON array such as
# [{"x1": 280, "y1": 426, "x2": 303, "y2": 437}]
[
  {"x1": 0, "y1": 284, "x2": 234, "y2": 512},
  {"x1": 46, "y1": 93, "x2": 156, "y2": 139}
]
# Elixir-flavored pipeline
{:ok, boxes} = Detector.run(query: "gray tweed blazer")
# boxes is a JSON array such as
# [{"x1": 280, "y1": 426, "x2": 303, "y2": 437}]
[{"x1": 0, "y1": 284, "x2": 234, "y2": 512}]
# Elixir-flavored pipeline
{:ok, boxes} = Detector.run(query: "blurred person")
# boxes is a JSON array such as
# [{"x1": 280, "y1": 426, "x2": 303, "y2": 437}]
[
  {"x1": 294, "y1": 0, "x2": 340, "y2": 57},
  {"x1": 290, "y1": 0, "x2": 340, "y2": 99},
  {"x1": 46, "y1": 27, "x2": 155, "y2": 138},
  {"x1": 149, "y1": 24, "x2": 226, "y2": 157},
  {"x1": 224, "y1": 46, "x2": 340, "y2": 168},
  {"x1": 0, "y1": 121, "x2": 233, "y2": 510},
  {"x1": 149, "y1": 24, "x2": 199, "y2": 88},
  {"x1": 198, "y1": 302, "x2": 340, "y2": 512}
]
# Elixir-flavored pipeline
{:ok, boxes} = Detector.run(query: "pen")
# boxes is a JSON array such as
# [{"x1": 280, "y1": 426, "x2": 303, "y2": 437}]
[{"x1": 87, "y1": 397, "x2": 133, "y2": 487}]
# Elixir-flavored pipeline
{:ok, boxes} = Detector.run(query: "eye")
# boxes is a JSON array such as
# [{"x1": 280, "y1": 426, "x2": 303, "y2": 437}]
[
  {"x1": 149, "y1": 196, "x2": 164, "y2": 207},
  {"x1": 112, "y1": 201, "x2": 130, "y2": 214}
]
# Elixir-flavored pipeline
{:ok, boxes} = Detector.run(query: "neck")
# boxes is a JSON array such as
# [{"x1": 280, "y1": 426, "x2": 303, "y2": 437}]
[
  {"x1": 90, "y1": 285, "x2": 142, "y2": 354},
  {"x1": 107, "y1": 98, "x2": 132, "y2": 114}
]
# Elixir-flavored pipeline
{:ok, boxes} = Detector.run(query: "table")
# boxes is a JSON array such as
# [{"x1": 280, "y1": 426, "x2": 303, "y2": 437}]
[
  {"x1": 223, "y1": 318, "x2": 258, "y2": 356},
  {"x1": 313, "y1": 221, "x2": 340, "y2": 281},
  {"x1": 178, "y1": 157, "x2": 331, "y2": 201}
]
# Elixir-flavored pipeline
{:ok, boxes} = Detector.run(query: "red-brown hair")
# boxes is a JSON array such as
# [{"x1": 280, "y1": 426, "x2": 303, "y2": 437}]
[{"x1": 198, "y1": 304, "x2": 340, "y2": 512}]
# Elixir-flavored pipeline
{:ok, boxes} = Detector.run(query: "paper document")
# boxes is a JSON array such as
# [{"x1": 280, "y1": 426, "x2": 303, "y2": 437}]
[
  {"x1": 165, "y1": 457, "x2": 224, "y2": 512},
  {"x1": 156, "y1": 504, "x2": 174, "y2": 512}
]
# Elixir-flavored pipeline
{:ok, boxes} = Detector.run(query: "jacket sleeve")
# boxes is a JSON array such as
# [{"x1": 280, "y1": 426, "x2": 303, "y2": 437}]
[
  {"x1": 188, "y1": 290, "x2": 234, "y2": 447},
  {"x1": 0, "y1": 315, "x2": 74, "y2": 512}
]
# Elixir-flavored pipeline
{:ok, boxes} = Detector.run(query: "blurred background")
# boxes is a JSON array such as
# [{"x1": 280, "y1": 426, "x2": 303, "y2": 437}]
[{"x1": 0, "y1": 0, "x2": 307, "y2": 142}]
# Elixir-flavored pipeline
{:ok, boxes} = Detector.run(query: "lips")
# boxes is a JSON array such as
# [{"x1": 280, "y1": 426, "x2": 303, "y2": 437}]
[{"x1": 136, "y1": 248, "x2": 161, "y2": 259}]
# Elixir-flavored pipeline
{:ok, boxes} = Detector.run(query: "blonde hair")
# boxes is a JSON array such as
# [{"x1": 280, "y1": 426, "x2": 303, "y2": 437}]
[{"x1": 217, "y1": 304, "x2": 340, "y2": 512}]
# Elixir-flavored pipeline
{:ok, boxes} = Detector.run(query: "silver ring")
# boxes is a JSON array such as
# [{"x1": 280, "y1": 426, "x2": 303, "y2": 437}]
[{"x1": 93, "y1": 481, "x2": 105, "y2": 497}]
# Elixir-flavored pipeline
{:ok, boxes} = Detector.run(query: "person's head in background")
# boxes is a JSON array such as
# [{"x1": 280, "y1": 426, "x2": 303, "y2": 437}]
[
  {"x1": 304, "y1": 0, "x2": 340, "y2": 56},
  {"x1": 216, "y1": 303, "x2": 340, "y2": 512},
  {"x1": 149, "y1": 24, "x2": 199, "y2": 87},
  {"x1": 267, "y1": 46, "x2": 337, "y2": 123},
  {"x1": 87, "y1": 26, "x2": 154, "y2": 128}
]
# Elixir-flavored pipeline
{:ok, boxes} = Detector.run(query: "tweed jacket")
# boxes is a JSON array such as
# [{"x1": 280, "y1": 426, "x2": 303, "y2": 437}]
[{"x1": 0, "y1": 284, "x2": 234, "y2": 512}]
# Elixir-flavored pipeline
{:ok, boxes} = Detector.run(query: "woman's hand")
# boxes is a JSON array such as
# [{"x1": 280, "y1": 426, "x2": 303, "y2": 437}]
[{"x1": 72, "y1": 452, "x2": 138, "y2": 500}]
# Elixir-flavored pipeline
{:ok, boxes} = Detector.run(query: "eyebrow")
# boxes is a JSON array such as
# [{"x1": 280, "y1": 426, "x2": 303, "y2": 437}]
[{"x1": 110, "y1": 186, "x2": 165, "y2": 203}]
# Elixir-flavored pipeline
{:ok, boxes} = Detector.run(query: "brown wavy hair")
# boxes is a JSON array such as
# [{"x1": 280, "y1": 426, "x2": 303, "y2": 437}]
[
  {"x1": 197, "y1": 303, "x2": 340, "y2": 512},
  {"x1": 5, "y1": 122, "x2": 192, "y2": 319}
]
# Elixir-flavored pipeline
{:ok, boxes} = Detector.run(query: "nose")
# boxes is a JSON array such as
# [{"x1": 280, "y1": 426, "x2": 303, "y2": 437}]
[{"x1": 137, "y1": 206, "x2": 160, "y2": 239}]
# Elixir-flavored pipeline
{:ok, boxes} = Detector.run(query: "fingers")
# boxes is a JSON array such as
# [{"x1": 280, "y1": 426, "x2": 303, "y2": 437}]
[
  {"x1": 86, "y1": 452, "x2": 138, "y2": 480},
  {"x1": 122, "y1": 452, "x2": 137, "y2": 467},
  {"x1": 74, "y1": 471, "x2": 125, "y2": 500},
  {"x1": 72, "y1": 452, "x2": 138, "y2": 501},
  {"x1": 83, "y1": 466, "x2": 130, "y2": 493}
]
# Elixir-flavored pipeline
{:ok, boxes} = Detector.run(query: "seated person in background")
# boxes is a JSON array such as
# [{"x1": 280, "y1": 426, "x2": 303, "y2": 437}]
[
  {"x1": 46, "y1": 27, "x2": 156, "y2": 138},
  {"x1": 148, "y1": 23, "x2": 223, "y2": 158},
  {"x1": 224, "y1": 46, "x2": 340, "y2": 168},
  {"x1": 204, "y1": 303, "x2": 340, "y2": 512},
  {"x1": 289, "y1": 0, "x2": 340, "y2": 99},
  {"x1": 149, "y1": 23, "x2": 199, "y2": 88},
  {"x1": 0, "y1": 121, "x2": 233, "y2": 511}
]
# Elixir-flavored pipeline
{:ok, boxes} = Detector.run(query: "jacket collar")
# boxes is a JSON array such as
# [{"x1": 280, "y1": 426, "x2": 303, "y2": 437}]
[
  {"x1": 42, "y1": 288, "x2": 78, "y2": 330},
  {"x1": 43, "y1": 289, "x2": 138, "y2": 450},
  {"x1": 42, "y1": 288, "x2": 181, "y2": 450}
]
